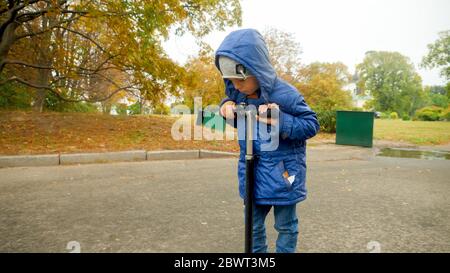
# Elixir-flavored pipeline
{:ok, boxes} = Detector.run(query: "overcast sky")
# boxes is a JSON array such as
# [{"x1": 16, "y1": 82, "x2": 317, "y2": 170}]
[{"x1": 163, "y1": 0, "x2": 450, "y2": 86}]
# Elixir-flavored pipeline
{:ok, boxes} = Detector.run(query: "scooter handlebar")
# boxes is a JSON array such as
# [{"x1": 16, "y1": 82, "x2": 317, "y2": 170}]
[{"x1": 234, "y1": 102, "x2": 274, "y2": 119}]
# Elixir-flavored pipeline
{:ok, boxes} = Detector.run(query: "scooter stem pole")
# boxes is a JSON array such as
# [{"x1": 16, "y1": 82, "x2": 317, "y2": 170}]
[{"x1": 244, "y1": 107, "x2": 256, "y2": 253}]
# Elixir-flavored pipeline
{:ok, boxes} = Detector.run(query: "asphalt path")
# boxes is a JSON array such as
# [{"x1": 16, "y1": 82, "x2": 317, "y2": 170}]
[{"x1": 0, "y1": 145, "x2": 448, "y2": 252}]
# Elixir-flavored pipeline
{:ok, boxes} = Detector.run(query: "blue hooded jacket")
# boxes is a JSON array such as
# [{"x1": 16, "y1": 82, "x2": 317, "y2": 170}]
[{"x1": 215, "y1": 29, "x2": 320, "y2": 205}]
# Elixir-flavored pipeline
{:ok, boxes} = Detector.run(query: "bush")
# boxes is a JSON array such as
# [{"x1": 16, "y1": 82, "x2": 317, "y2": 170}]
[
  {"x1": 128, "y1": 102, "x2": 142, "y2": 115},
  {"x1": 45, "y1": 97, "x2": 99, "y2": 113},
  {"x1": 380, "y1": 112, "x2": 390, "y2": 119},
  {"x1": 414, "y1": 106, "x2": 444, "y2": 121},
  {"x1": 0, "y1": 82, "x2": 33, "y2": 109},
  {"x1": 114, "y1": 103, "x2": 129, "y2": 115},
  {"x1": 43, "y1": 91, "x2": 99, "y2": 113},
  {"x1": 153, "y1": 103, "x2": 170, "y2": 115},
  {"x1": 417, "y1": 110, "x2": 440, "y2": 121},
  {"x1": 390, "y1": 112, "x2": 399, "y2": 119},
  {"x1": 402, "y1": 114, "x2": 410, "y2": 121},
  {"x1": 439, "y1": 107, "x2": 450, "y2": 121},
  {"x1": 314, "y1": 108, "x2": 336, "y2": 133},
  {"x1": 349, "y1": 106, "x2": 364, "y2": 111}
]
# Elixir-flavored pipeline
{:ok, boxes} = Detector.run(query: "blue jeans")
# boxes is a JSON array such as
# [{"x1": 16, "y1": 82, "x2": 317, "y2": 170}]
[{"x1": 249, "y1": 204, "x2": 299, "y2": 253}]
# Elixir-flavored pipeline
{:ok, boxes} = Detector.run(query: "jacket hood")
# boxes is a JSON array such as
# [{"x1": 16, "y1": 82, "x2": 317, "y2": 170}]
[{"x1": 215, "y1": 29, "x2": 277, "y2": 102}]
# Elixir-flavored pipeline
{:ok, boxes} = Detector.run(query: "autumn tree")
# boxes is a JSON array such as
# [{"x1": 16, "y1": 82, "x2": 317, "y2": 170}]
[
  {"x1": 262, "y1": 27, "x2": 302, "y2": 83},
  {"x1": 0, "y1": 0, "x2": 242, "y2": 112},
  {"x1": 181, "y1": 50, "x2": 224, "y2": 111},
  {"x1": 295, "y1": 62, "x2": 353, "y2": 110}
]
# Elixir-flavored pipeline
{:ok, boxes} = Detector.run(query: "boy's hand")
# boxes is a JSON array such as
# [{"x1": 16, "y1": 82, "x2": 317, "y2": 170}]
[
  {"x1": 220, "y1": 101, "x2": 237, "y2": 119},
  {"x1": 257, "y1": 103, "x2": 279, "y2": 125}
]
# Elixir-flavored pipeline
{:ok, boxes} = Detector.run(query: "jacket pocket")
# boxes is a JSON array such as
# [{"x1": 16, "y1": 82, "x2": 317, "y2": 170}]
[
  {"x1": 276, "y1": 159, "x2": 298, "y2": 190},
  {"x1": 254, "y1": 153, "x2": 302, "y2": 200}
]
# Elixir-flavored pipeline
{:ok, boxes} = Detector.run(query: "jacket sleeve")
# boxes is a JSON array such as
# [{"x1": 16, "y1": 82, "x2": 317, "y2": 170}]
[
  {"x1": 278, "y1": 95, "x2": 320, "y2": 141},
  {"x1": 220, "y1": 96, "x2": 234, "y2": 107}
]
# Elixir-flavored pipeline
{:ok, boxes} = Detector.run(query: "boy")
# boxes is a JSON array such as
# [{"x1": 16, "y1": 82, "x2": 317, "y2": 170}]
[{"x1": 215, "y1": 29, "x2": 320, "y2": 253}]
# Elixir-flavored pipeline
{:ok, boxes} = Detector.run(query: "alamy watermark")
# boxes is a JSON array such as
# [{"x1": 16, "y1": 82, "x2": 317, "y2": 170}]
[{"x1": 170, "y1": 97, "x2": 280, "y2": 151}]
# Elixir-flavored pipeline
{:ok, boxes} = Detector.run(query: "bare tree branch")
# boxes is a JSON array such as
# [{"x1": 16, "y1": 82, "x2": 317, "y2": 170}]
[
  {"x1": 14, "y1": 13, "x2": 83, "y2": 39},
  {"x1": 0, "y1": 75, "x2": 58, "y2": 91},
  {"x1": 15, "y1": 4, "x2": 86, "y2": 23},
  {"x1": 54, "y1": 26, "x2": 108, "y2": 53},
  {"x1": 76, "y1": 54, "x2": 120, "y2": 75},
  {"x1": 12, "y1": 0, "x2": 44, "y2": 13},
  {"x1": 1, "y1": 75, "x2": 136, "y2": 103},
  {"x1": 1, "y1": 59, "x2": 54, "y2": 70}
]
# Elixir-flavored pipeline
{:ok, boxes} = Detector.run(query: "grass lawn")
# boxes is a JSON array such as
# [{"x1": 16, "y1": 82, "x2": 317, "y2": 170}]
[
  {"x1": 0, "y1": 111, "x2": 240, "y2": 155},
  {"x1": 374, "y1": 119, "x2": 450, "y2": 145},
  {"x1": 1, "y1": 111, "x2": 448, "y2": 155}
]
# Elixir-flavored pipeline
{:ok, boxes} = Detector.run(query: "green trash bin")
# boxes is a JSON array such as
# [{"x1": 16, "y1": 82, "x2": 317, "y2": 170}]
[{"x1": 336, "y1": 110, "x2": 374, "y2": 148}]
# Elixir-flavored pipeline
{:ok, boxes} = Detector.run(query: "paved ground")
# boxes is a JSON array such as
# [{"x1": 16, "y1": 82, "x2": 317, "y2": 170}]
[{"x1": 0, "y1": 144, "x2": 449, "y2": 253}]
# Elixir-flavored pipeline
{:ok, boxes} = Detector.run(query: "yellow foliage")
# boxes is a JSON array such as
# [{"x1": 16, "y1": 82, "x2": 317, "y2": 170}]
[{"x1": 295, "y1": 62, "x2": 353, "y2": 110}]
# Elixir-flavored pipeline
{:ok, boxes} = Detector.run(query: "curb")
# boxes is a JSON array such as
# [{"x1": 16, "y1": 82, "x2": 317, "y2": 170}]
[
  {"x1": 60, "y1": 150, "x2": 147, "y2": 165},
  {"x1": 147, "y1": 150, "x2": 199, "y2": 161},
  {"x1": 199, "y1": 149, "x2": 239, "y2": 158},
  {"x1": 0, "y1": 154, "x2": 60, "y2": 168},
  {"x1": 0, "y1": 149, "x2": 239, "y2": 168}
]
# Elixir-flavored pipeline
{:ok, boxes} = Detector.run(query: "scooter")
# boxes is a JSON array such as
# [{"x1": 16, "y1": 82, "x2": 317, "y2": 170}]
[
  {"x1": 198, "y1": 102, "x2": 272, "y2": 253},
  {"x1": 234, "y1": 102, "x2": 256, "y2": 253},
  {"x1": 236, "y1": 103, "x2": 272, "y2": 253}
]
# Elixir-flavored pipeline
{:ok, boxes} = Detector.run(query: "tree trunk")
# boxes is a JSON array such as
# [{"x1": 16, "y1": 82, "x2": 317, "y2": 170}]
[
  {"x1": 32, "y1": 8, "x2": 54, "y2": 112},
  {"x1": 33, "y1": 69, "x2": 50, "y2": 112},
  {"x1": 0, "y1": 20, "x2": 18, "y2": 73},
  {"x1": 101, "y1": 101, "x2": 112, "y2": 114}
]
